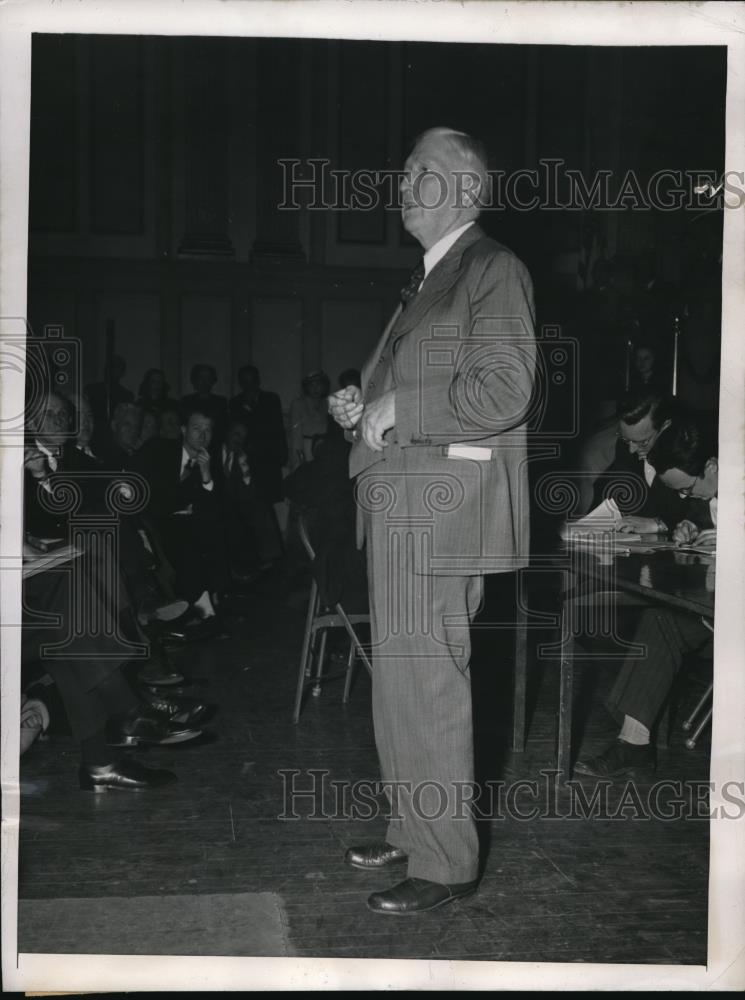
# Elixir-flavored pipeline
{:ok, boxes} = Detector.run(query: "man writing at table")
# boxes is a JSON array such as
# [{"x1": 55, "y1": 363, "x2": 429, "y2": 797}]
[
  {"x1": 328, "y1": 126, "x2": 536, "y2": 914},
  {"x1": 576, "y1": 417, "x2": 717, "y2": 778}
]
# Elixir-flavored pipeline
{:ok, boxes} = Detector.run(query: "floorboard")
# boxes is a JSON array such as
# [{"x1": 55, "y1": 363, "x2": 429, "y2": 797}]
[{"x1": 15, "y1": 566, "x2": 711, "y2": 966}]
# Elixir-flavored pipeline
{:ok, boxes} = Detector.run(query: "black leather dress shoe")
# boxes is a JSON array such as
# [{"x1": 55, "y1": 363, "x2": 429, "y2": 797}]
[
  {"x1": 79, "y1": 759, "x2": 177, "y2": 792},
  {"x1": 136, "y1": 661, "x2": 185, "y2": 686},
  {"x1": 106, "y1": 707, "x2": 202, "y2": 748},
  {"x1": 574, "y1": 739, "x2": 656, "y2": 778},
  {"x1": 367, "y1": 877, "x2": 478, "y2": 915},
  {"x1": 137, "y1": 687, "x2": 210, "y2": 726},
  {"x1": 345, "y1": 842, "x2": 408, "y2": 870}
]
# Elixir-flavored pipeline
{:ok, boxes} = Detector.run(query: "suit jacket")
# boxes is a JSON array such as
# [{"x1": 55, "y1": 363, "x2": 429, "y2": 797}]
[
  {"x1": 590, "y1": 440, "x2": 690, "y2": 530},
  {"x1": 350, "y1": 224, "x2": 536, "y2": 574},
  {"x1": 24, "y1": 441, "x2": 107, "y2": 539},
  {"x1": 228, "y1": 390, "x2": 288, "y2": 502},
  {"x1": 134, "y1": 438, "x2": 220, "y2": 518}
]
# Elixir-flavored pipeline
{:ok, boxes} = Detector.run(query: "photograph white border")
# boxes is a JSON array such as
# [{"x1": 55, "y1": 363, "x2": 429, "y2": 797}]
[{"x1": 2, "y1": 0, "x2": 744, "y2": 991}]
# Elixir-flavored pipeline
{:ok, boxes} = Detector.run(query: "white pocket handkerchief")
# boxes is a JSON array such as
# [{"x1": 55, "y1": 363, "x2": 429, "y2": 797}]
[{"x1": 446, "y1": 444, "x2": 492, "y2": 461}]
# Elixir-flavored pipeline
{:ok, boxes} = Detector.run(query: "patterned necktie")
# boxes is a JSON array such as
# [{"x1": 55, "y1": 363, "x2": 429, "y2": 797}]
[{"x1": 400, "y1": 259, "x2": 425, "y2": 307}]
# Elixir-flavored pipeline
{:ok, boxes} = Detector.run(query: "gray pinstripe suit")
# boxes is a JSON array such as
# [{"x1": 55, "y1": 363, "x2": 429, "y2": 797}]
[{"x1": 349, "y1": 224, "x2": 536, "y2": 883}]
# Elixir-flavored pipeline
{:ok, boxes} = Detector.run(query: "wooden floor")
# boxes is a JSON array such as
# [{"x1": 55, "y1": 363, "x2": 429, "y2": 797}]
[{"x1": 16, "y1": 566, "x2": 711, "y2": 966}]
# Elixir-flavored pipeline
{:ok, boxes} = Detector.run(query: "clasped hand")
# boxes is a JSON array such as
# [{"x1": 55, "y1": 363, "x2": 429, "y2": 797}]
[
  {"x1": 328, "y1": 386, "x2": 396, "y2": 452},
  {"x1": 672, "y1": 520, "x2": 716, "y2": 549}
]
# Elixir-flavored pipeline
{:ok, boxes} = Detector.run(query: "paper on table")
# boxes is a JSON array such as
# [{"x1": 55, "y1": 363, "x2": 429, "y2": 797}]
[{"x1": 560, "y1": 498, "x2": 641, "y2": 542}]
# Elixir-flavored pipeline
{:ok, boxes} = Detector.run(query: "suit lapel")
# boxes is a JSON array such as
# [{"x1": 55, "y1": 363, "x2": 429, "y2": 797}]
[
  {"x1": 390, "y1": 224, "x2": 485, "y2": 345},
  {"x1": 361, "y1": 303, "x2": 403, "y2": 397}
]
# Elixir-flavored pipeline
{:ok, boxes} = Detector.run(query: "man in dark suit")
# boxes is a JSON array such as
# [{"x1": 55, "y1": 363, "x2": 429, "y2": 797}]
[
  {"x1": 97, "y1": 401, "x2": 143, "y2": 472},
  {"x1": 329, "y1": 127, "x2": 536, "y2": 914},
  {"x1": 576, "y1": 417, "x2": 718, "y2": 778},
  {"x1": 84, "y1": 354, "x2": 134, "y2": 456},
  {"x1": 229, "y1": 365, "x2": 288, "y2": 505},
  {"x1": 180, "y1": 364, "x2": 228, "y2": 445},
  {"x1": 134, "y1": 407, "x2": 229, "y2": 620},
  {"x1": 23, "y1": 393, "x2": 206, "y2": 787},
  {"x1": 589, "y1": 391, "x2": 689, "y2": 533}
]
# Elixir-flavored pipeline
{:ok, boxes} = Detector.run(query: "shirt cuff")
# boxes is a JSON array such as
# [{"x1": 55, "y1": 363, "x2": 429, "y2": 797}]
[{"x1": 202, "y1": 480, "x2": 214, "y2": 492}]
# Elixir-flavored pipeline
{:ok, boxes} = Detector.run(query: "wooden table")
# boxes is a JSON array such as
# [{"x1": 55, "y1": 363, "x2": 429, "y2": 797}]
[{"x1": 512, "y1": 536, "x2": 716, "y2": 782}]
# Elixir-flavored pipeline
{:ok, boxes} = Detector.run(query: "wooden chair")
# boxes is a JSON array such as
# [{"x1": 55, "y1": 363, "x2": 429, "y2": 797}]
[{"x1": 292, "y1": 513, "x2": 372, "y2": 723}]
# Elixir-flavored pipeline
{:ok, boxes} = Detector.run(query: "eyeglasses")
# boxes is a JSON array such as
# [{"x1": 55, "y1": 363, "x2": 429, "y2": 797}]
[
  {"x1": 677, "y1": 476, "x2": 699, "y2": 499},
  {"x1": 618, "y1": 431, "x2": 656, "y2": 451}
]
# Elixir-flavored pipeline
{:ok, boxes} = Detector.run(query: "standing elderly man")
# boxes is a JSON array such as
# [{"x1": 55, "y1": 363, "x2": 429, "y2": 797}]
[{"x1": 329, "y1": 127, "x2": 536, "y2": 914}]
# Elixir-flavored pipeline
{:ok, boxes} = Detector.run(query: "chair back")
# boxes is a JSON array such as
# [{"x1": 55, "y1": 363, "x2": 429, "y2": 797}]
[{"x1": 297, "y1": 510, "x2": 317, "y2": 561}]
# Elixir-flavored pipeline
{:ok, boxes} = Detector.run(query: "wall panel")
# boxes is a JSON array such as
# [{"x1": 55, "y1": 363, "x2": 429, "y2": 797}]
[
  {"x1": 94, "y1": 291, "x2": 162, "y2": 396},
  {"x1": 250, "y1": 298, "x2": 303, "y2": 413},
  {"x1": 179, "y1": 294, "x2": 232, "y2": 398},
  {"x1": 320, "y1": 299, "x2": 384, "y2": 384}
]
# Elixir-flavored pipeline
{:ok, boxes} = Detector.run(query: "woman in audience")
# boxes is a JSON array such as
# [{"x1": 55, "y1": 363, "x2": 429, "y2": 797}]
[
  {"x1": 137, "y1": 408, "x2": 159, "y2": 450},
  {"x1": 159, "y1": 403, "x2": 184, "y2": 441},
  {"x1": 628, "y1": 340, "x2": 668, "y2": 396},
  {"x1": 137, "y1": 368, "x2": 172, "y2": 415}
]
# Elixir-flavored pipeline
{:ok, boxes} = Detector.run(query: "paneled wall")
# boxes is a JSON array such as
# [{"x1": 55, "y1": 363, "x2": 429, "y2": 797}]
[{"x1": 27, "y1": 36, "x2": 725, "y2": 414}]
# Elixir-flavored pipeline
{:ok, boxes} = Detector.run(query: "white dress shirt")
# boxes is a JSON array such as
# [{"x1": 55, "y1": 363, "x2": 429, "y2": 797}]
[
  {"x1": 222, "y1": 444, "x2": 251, "y2": 485},
  {"x1": 181, "y1": 446, "x2": 213, "y2": 491},
  {"x1": 422, "y1": 221, "x2": 474, "y2": 280}
]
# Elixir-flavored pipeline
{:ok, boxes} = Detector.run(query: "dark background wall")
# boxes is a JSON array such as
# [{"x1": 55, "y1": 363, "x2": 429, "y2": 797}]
[{"x1": 27, "y1": 35, "x2": 726, "y2": 412}]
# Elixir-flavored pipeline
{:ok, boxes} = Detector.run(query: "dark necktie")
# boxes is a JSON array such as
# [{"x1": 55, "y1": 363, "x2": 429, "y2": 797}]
[
  {"x1": 181, "y1": 458, "x2": 196, "y2": 482},
  {"x1": 400, "y1": 260, "x2": 425, "y2": 307}
]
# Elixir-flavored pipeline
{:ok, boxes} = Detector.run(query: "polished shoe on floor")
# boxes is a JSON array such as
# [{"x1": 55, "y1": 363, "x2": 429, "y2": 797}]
[
  {"x1": 136, "y1": 661, "x2": 185, "y2": 686},
  {"x1": 367, "y1": 877, "x2": 478, "y2": 915},
  {"x1": 106, "y1": 707, "x2": 202, "y2": 748},
  {"x1": 140, "y1": 687, "x2": 210, "y2": 726},
  {"x1": 345, "y1": 841, "x2": 408, "y2": 870},
  {"x1": 79, "y1": 758, "x2": 177, "y2": 792},
  {"x1": 137, "y1": 687, "x2": 210, "y2": 726},
  {"x1": 574, "y1": 739, "x2": 656, "y2": 778}
]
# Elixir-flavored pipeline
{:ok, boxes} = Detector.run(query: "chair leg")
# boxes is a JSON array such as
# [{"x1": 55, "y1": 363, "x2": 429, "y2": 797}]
[
  {"x1": 685, "y1": 706, "x2": 712, "y2": 750},
  {"x1": 342, "y1": 640, "x2": 355, "y2": 703},
  {"x1": 293, "y1": 579, "x2": 320, "y2": 724},
  {"x1": 313, "y1": 629, "x2": 328, "y2": 697},
  {"x1": 335, "y1": 604, "x2": 373, "y2": 675},
  {"x1": 682, "y1": 682, "x2": 713, "y2": 732}
]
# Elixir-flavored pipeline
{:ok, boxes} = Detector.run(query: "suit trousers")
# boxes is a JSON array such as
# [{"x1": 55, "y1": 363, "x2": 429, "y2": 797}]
[
  {"x1": 364, "y1": 507, "x2": 483, "y2": 885},
  {"x1": 606, "y1": 607, "x2": 712, "y2": 730},
  {"x1": 23, "y1": 564, "x2": 138, "y2": 744}
]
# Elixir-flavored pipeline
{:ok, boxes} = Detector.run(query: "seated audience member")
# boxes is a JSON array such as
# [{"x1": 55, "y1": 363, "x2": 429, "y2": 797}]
[
  {"x1": 180, "y1": 364, "x2": 228, "y2": 444},
  {"x1": 134, "y1": 407, "x2": 230, "y2": 625},
  {"x1": 218, "y1": 417, "x2": 271, "y2": 578},
  {"x1": 289, "y1": 370, "x2": 330, "y2": 470},
  {"x1": 159, "y1": 403, "x2": 184, "y2": 441},
  {"x1": 137, "y1": 409, "x2": 159, "y2": 450},
  {"x1": 338, "y1": 368, "x2": 361, "y2": 391},
  {"x1": 23, "y1": 547, "x2": 206, "y2": 792},
  {"x1": 72, "y1": 393, "x2": 98, "y2": 460},
  {"x1": 582, "y1": 391, "x2": 689, "y2": 531},
  {"x1": 228, "y1": 365, "x2": 288, "y2": 508},
  {"x1": 627, "y1": 340, "x2": 668, "y2": 397},
  {"x1": 575, "y1": 418, "x2": 718, "y2": 778},
  {"x1": 24, "y1": 391, "x2": 187, "y2": 686},
  {"x1": 137, "y1": 368, "x2": 173, "y2": 416},
  {"x1": 284, "y1": 420, "x2": 367, "y2": 614},
  {"x1": 85, "y1": 355, "x2": 134, "y2": 454},
  {"x1": 98, "y1": 401, "x2": 143, "y2": 471}
]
